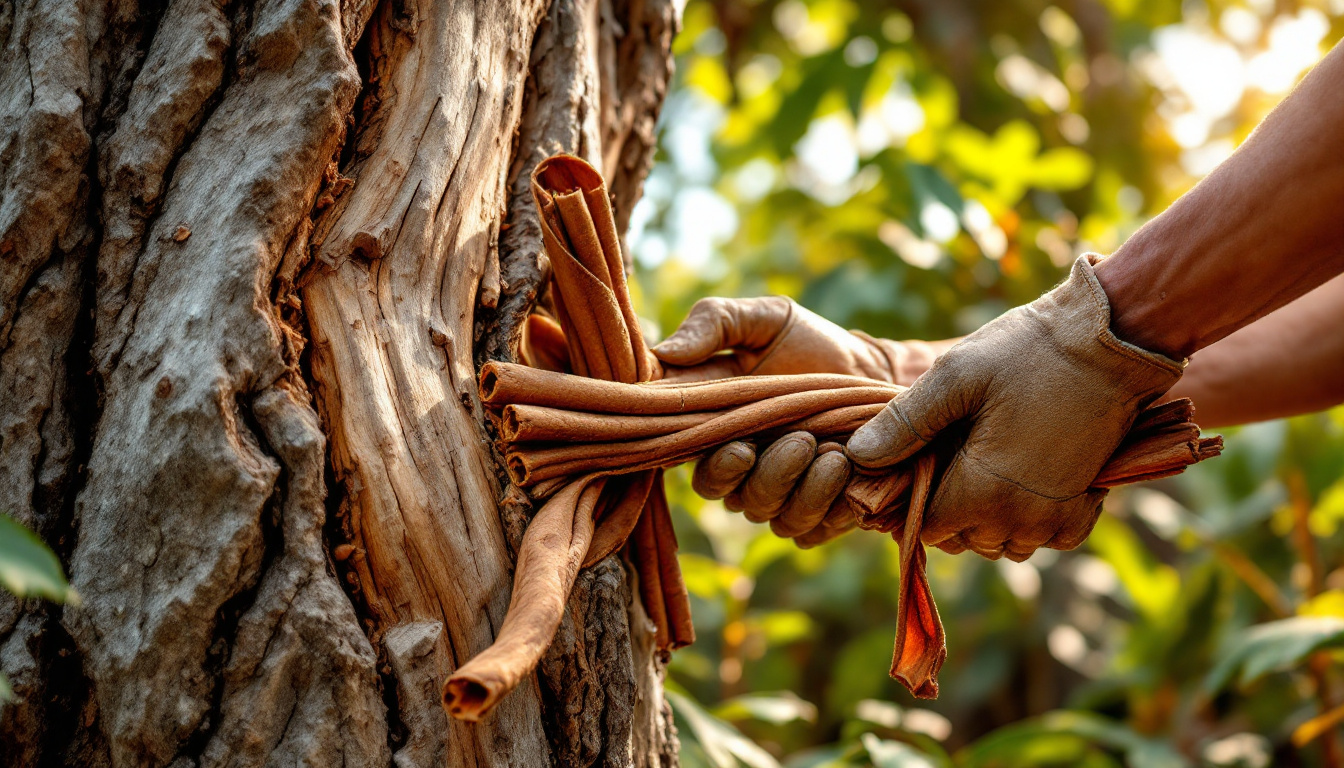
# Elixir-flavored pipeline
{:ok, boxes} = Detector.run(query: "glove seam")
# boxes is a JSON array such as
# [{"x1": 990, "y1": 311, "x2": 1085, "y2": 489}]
[{"x1": 955, "y1": 449, "x2": 1096, "y2": 503}]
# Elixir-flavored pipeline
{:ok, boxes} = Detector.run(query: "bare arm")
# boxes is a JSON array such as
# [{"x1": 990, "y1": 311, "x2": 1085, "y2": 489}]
[
  {"x1": 1094, "y1": 40, "x2": 1344, "y2": 360},
  {"x1": 1163, "y1": 274, "x2": 1344, "y2": 428}
]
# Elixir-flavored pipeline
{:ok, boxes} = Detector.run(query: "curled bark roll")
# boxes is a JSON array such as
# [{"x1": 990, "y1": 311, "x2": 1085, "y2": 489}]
[
  {"x1": 503, "y1": 404, "x2": 720, "y2": 443},
  {"x1": 505, "y1": 386, "x2": 901, "y2": 485},
  {"x1": 443, "y1": 477, "x2": 607, "y2": 721},
  {"x1": 583, "y1": 470, "x2": 657, "y2": 568},
  {"x1": 480, "y1": 360, "x2": 899, "y2": 414}
]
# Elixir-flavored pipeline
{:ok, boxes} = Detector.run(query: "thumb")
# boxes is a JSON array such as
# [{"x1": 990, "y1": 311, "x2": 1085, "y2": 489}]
[
  {"x1": 652, "y1": 297, "x2": 792, "y2": 366},
  {"x1": 846, "y1": 361, "x2": 974, "y2": 468}
]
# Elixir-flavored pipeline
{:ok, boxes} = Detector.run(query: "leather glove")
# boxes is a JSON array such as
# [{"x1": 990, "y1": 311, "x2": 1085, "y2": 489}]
[
  {"x1": 651, "y1": 297, "x2": 946, "y2": 537},
  {"x1": 845, "y1": 255, "x2": 1185, "y2": 561},
  {"x1": 652, "y1": 296, "x2": 940, "y2": 385}
]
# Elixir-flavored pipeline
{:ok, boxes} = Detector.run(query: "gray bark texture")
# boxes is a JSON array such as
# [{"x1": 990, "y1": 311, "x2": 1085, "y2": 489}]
[{"x1": 0, "y1": 0, "x2": 678, "y2": 766}]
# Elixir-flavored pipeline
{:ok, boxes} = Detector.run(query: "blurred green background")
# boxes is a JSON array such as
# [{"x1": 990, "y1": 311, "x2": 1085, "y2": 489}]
[{"x1": 627, "y1": 1, "x2": 1344, "y2": 766}]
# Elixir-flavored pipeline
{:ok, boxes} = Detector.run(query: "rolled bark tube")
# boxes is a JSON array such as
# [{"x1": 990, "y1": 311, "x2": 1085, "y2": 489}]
[
  {"x1": 503, "y1": 404, "x2": 723, "y2": 444},
  {"x1": 630, "y1": 496, "x2": 670, "y2": 647},
  {"x1": 780, "y1": 403, "x2": 887, "y2": 438},
  {"x1": 502, "y1": 401, "x2": 884, "y2": 447},
  {"x1": 443, "y1": 476, "x2": 606, "y2": 721},
  {"x1": 584, "y1": 470, "x2": 657, "y2": 568},
  {"x1": 480, "y1": 361, "x2": 900, "y2": 414},
  {"x1": 505, "y1": 386, "x2": 902, "y2": 485},
  {"x1": 520, "y1": 313, "x2": 571, "y2": 373},
  {"x1": 648, "y1": 475, "x2": 695, "y2": 648}
]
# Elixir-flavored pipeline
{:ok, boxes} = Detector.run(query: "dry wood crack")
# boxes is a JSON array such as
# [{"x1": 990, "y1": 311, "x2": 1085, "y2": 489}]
[{"x1": 442, "y1": 154, "x2": 1223, "y2": 721}]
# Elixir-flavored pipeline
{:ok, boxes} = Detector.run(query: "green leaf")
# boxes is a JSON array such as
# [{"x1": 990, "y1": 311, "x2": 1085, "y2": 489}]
[
  {"x1": 959, "y1": 711, "x2": 1187, "y2": 768},
  {"x1": 1085, "y1": 516, "x2": 1178, "y2": 622},
  {"x1": 861, "y1": 733, "x2": 940, "y2": 768},
  {"x1": 0, "y1": 514, "x2": 76, "y2": 604},
  {"x1": 1028, "y1": 147, "x2": 1094, "y2": 190},
  {"x1": 1205, "y1": 616, "x2": 1344, "y2": 693},
  {"x1": 713, "y1": 691, "x2": 818, "y2": 725},
  {"x1": 669, "y1": 689, "x2": 783, "y2": 768},
  {"x1": 0, "y1": 671, "x2": 11, "y2": 703}
]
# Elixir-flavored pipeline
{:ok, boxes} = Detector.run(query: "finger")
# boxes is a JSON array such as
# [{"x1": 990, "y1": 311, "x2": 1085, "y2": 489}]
[
  {"x1": 770, "y1": 451, "x2": 851, "y2": 537},
  {"x1": 651, "y1": 297, "x2": 792, "y2": 366},
  {"x1": 692, "y1": 442, "x2": 757, "y2": 500},
  {"x1": 1001, "y1": 522, "x2": 1061, "y2": 563},
  {"x1": 845, "y1": 358, "x2": 978, "y2": 469},
  {"x1": 740, "y1": 432, "x2": 817, "y2": 523},
  {"x1": 1046, "y1": 491, "x2": 1107, "y2": 551},
  {"x1": 792, "y1": 498, "x2": 857, "y2": 549},
  {"x1": 933, "y1": 534, "x2": 969, "y2": 555},
  {"x1": 962, "y1": 522, "x2": 1015, "y2": 560}
]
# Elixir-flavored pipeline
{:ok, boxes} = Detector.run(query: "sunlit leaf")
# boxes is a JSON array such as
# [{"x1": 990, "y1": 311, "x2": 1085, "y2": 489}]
[
  {"x1": 1085, "y1": 516, "x2": 1178, "y2": 621},
  {"x1": 1029, "y1": 148, "x2": 1093, "y2": 190},
  {"x1": 0, "y1": 514, "x2": 77, "y2": 604},
  {"x1": 1299, "y1": 590, "x2": 1344, "y2": 619},
  {"x1": 713, "y1": 691, "x2": 818, "y2": 725},
  {"x1": 959, "y1": 711, "x2": 1187, "y2": 768},
  {"x1": 861, "y1": 733, "x2": 939, "y2": 768},
  {"x1": 669, "y1": 689, "x2": 783, "y2": 768},
  {"x1": 751, "y1": 610, "x2": 815, "y2": 645}
]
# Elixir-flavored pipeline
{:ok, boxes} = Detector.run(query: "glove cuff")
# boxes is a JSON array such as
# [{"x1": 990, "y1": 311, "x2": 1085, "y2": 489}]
[{"x1": 1046, "y1": 254, "x2": 1185, "y2": 400}]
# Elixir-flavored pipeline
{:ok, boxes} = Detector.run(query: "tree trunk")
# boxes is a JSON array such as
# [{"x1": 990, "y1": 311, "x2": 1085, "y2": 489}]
[{"x1": 0, "y1": 0, "x2": 678, "y2": 765}]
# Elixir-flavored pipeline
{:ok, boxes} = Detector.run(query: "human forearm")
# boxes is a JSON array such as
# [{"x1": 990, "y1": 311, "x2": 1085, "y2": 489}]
[
  {"x1": 1163, "y1": 274, "x2": 1344, "y2": 427},
  {"x1": 1094, "y1": 41, "x2": 1344, "y2": 360}
]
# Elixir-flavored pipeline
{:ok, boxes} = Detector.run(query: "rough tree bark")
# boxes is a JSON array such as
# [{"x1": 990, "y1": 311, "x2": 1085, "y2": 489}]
[{"x1": 0, "y1": 0, "x2": 678, "y2": 766}]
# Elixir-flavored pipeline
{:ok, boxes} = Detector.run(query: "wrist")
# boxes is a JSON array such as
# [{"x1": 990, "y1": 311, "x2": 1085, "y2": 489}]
[{"x1": 1092, "y1": 250, "x2": 1196, "y2": 360}]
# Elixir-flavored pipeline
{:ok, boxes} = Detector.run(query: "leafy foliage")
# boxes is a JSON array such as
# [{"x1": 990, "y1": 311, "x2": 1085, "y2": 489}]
[
  {"x1": 0, "y1": 513, "x2": 75, "y2": 704},
  {"x1": 0, "y1": 514, "x2": 75, "y2": 604},
  {"x1": 632, "y1": 1, "x2": 1344, "y2": 765}
]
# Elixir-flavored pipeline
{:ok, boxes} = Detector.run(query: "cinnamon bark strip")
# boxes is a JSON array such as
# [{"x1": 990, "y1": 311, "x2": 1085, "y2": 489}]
[
  {"x1": 479, "y1": 361, "x2": 899, "y2": 414},
  {"x1": 503, "y1": 404, "x2": 721, "y2": 443},
  {"x1": 533, "y1": 156, "x2": 651, "y2": 384},
  {"x1": 647, "y1": 473, "x2": 695, "y2": 648},
  {"x1": 848, "y1": 471, "x2": 914, "y2": 533},
  {"x1": 506, "y1": 386, "x2": 901, "y2": 485},
  {"x1": 630, "y1": 495, "x2": 671, "y2": 647},
  {"x1": 520, "y1": 313, "x2": 571, "y2": 373},
  {"x1": 891, "y1": 453, "x2": 944, "y2": 699},
  {"x1": 443, "y1": 476, "x2": 607, "y2": 721},
  {"x1": 1093, "y1": 421, "x2": 1216, "y2": 488},
  {"x1": 584, "y1": 470, "x2": 657, "y2": 567}
]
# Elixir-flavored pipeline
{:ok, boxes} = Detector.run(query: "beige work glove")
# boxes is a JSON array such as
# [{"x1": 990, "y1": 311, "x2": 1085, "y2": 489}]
[
  {"x1": 846, "y1": 255, "x2": 1185, "y2": 561},
  {"x1": 651, "y1": 297, "x2": 943, "y2": 534}
]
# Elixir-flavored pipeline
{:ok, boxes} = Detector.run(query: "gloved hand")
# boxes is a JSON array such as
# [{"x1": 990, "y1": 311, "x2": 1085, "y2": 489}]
[
  {"x1": 652, "y1": 296, "x2": 942, "y2": 385},
  {"x1": 651, "y1": 296, "x2": 950, "y2": 536},
  {"x1": 845, "y1": 255, "x2": 1185, "y2": 561}
]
